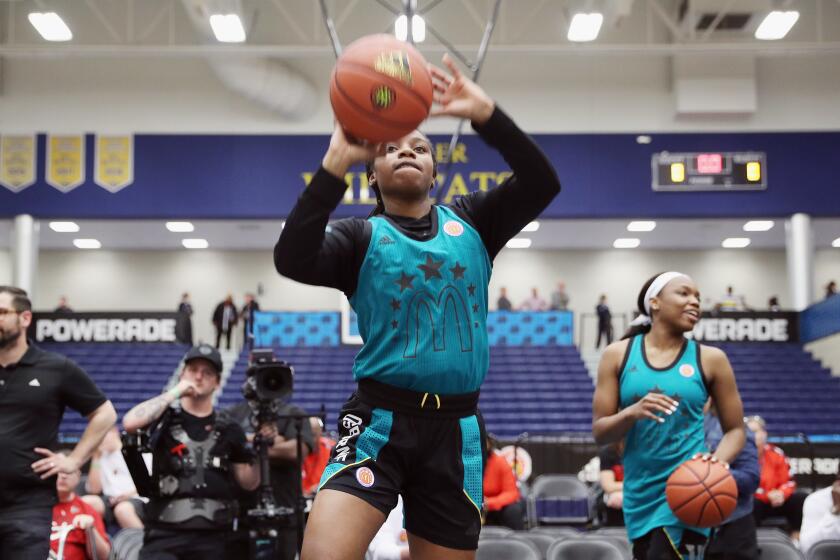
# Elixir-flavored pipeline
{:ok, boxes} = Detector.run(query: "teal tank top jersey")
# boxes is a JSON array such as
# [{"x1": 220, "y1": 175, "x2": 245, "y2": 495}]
[
  {"x1": 350, "y1": 205, "x2": 491, "y2": 395},
  {"x1": 619, "y1": 335, "x2": 711, "y2": 543}
]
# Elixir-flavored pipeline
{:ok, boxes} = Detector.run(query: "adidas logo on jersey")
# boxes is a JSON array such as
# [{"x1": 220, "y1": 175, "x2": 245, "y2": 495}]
[{"x1": 378, "y1": 235, "x2": 396, "y2": 246}]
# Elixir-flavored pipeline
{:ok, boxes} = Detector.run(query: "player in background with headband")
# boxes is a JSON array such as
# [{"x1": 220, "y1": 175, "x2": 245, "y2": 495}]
[{"x1": 592, "y1": 272, "x2": 746, "y2": 560}]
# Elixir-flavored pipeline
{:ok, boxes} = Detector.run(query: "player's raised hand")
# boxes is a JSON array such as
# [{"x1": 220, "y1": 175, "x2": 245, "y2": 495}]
[{"x1": 428, "y1": 54, "x2": 494, "y2": 125}]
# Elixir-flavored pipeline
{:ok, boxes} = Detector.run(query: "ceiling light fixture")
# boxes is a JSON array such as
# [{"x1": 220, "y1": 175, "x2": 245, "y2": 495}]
[
  {"x1": 614, "y1": 238, "x2": 640, "y2": 249},
  {"x1": 755, "y1": 11, "x2": 799, "y2": 40},
  {"x1": 73, "y1": 239, "x2": 101, "y2": 249},
  {"x1": 743, "y1": 220, "x2": 774, "y2": 232},
  {"x1": 182, "y1": 238, "x2": 209, "y2": 249},
  {"x1": 568, "y1": 12, "x2": 603, "y2": 42},
  {"x1": 209, "y1": 14, "x2": 246, "y2": 43},
  {"x1": 166, "y1": 221, "x2": 195, "y2": 233},
  {"x1": 28, "y1": 12, "x2": 72, "y2": 42},
  {"x1": 49, "y1": 221, "x2": 80, "y2": 233},
  {"x1": 505, "y1": 238, "x2": 532, "y2": 249},
  {"x1": 627, "y1": 221, "x2": 656, "y2": 232},
  {"x1": 722, "y1": 237, "x2": 751, "y2": 248},
  {"x1": 521, "y1": 221, "x2": 540, "y2": 233}
]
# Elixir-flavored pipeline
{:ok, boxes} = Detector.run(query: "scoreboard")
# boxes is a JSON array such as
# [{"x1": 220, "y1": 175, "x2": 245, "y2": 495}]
[{"x1": 651, "y1": 151, "x2": 767, "y2": 191}]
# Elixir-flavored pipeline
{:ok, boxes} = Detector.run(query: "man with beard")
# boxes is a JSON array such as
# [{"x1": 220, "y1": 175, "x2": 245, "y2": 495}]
[{"x1": 0, "y1": 286, "x2": 117, "y2": 560}]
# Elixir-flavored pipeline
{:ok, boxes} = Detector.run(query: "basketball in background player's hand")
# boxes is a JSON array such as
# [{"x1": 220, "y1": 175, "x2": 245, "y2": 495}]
[
  {"x1": 665, "y1": 456, "x2": 738, "y2": 527},
  {"x1": 330, "y1": 34, "x2": 433, "y2": 143}
]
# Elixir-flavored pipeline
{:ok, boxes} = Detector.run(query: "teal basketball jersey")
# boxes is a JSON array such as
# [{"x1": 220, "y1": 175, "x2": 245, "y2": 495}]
[
  {"x1": 349, "y1": 206, "x2": 492, "y2": 395},
  {"x1": 619, "y1": 334, "x2": 711, "y2": 542}
]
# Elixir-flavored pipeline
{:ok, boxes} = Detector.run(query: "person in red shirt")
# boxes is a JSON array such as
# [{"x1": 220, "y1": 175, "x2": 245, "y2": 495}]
[
  {"x1": 748, "y1": 416, "x2": 807, "y2": 539},
  {"x1": 598, "y1": 441, "x2": 625, "y2": 527},
  {"x1": 302, "y1": 417, "x2": 335, "y2": 496},
  {"x1": 483, "y1": 436, "x2": 524, "y2": 530},
  {"x1": 50, "y1": 455, "x2": 111, "y2": 560}
]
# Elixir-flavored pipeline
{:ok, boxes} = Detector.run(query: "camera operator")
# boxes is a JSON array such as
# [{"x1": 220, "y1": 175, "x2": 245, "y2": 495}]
[
  {"x1": 225, "y1": 390, "x2": 314, "y2": 560},
  {"x1": 122, "y1": 344, "x2": 261, "y2": 560}
]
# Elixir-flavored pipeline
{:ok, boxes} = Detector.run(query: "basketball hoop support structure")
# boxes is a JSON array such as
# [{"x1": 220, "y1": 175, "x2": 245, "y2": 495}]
[{"x1": 317, "y1": 0, "x2": 503, "y2": 187}]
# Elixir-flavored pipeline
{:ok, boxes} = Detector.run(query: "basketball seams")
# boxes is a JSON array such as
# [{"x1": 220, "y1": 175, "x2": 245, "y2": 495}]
[
  {"x1": 666, "y1": 459, "x2": 738, "y2": 527},
  {"x1": 333, "y1": 71, "x2": 424, "y2": 128}
]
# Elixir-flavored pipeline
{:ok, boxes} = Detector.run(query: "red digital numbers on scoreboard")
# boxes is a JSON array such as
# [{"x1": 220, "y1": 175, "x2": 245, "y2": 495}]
[{"x1": 696, "y1": 153, "x2": 723, "y2": 174}]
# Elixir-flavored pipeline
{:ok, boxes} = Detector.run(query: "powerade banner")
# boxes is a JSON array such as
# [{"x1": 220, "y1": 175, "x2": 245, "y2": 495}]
[
  {"x1": 2, "y1": 131, "x2": 840, "y2": 219},
  {"x1": 692, "y1": 311, "x2": 799, "y2": 343},
  {"x1": 29, "y1": 312, "x2": 189, "y2": 344}
]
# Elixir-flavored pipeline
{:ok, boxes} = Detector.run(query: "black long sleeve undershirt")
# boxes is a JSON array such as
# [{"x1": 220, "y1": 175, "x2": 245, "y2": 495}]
[{"x1": 274, "y1": 106, "x2": 561, "y2": 298}]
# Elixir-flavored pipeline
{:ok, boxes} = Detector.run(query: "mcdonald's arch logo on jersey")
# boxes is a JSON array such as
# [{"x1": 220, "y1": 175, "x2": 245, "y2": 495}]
[{"x1": 403, "y1": 285, "x2": 473, "y2": 358}]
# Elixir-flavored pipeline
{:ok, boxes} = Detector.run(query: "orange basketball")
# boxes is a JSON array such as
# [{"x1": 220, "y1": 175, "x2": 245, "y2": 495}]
[
  {"x1": 665, "y1": 457, "x2": 739, "y2": 528},
  {"x1": 330, "y1": 34, "x2": 434, "y2": 143}
]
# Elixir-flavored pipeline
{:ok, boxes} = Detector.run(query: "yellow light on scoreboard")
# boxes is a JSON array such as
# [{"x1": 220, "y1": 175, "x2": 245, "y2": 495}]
[
  {"x1": 746, "y1": 161, "x2": 761, "y2": 182},
  {"x1": 670, "y1": 162, "x2": 685, "y2": 183}
]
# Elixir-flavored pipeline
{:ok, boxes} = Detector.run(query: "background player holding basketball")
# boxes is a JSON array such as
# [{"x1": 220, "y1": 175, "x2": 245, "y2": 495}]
[
  {"x1": 592, "y1": 272, "x2": 746, "y2": 559},
  {"x1": 274, "y1": 51, "x2": 560, "y2": 559}
]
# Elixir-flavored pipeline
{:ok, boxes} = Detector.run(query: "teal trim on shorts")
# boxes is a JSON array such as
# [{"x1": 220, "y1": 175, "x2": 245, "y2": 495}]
[
  {"x1": 459, "y1": 415, "x2": 483, "y2": 513},
  {"x1": 318, "y1": 408, "x2": 394, "y2": 490}
]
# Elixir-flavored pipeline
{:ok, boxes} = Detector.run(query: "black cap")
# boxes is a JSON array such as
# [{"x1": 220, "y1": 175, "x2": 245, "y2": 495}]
[{"x1": 183, "y1": 344, "x2": 223, "y2": 374}]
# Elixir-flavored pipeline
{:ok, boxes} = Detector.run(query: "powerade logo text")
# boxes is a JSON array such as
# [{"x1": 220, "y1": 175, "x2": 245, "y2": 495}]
[{"x1": 35, "y1": 318, "x2": 177, "y2": 343}]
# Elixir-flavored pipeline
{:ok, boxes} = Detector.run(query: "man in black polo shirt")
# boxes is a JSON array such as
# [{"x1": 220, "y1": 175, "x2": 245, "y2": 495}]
[{"x1": 0, "y1": 286, "x2": 117, "y2": 560}]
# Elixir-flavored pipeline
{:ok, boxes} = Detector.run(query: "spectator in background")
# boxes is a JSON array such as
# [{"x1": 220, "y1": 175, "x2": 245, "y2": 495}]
[
  {"x1": 483, "y1": 435, "x2": 524, "y2": 530},
  {"x1": 550, "y1": 281, "x2": 570, "y2": 311},
  {"x1": 55, "y1": 295, "x2": 74, "y2": 313},
  {"x1": 705, "y1": 401, "x2": 760, "y2": 560},
  {"x1": 496, "y1": 287, "x2": 513, "y2": 311},
  {"x1": 799, "y1": 470, "x2": 840, "y2": 556},
  {"x1": 716, "y1": 286, "x2": 748, "y2": 312},
  {"x1": 768, "y1": 296, "x2": 781, "y2": 312},
  {"x1": 302, "y1": 417, "x2": 335, "y2": 496},
  {"x1": 51, "y1": 452, "x2": 111, "y2": 560},
  {"x1": 519, "y1": 287, "x2": 547, "y2": 311},
  {"x1": 826, "y1": 281, "x2": 837, "y2": 300},
  {"x1": 596, "y1": 294, "x2": 613, "y2": 349},
  {"x1": 82, "y1": 427, "x2": 145, "y2": 529},
  {"x1": 177, "y1": 292, "x2": 194, "y2": 346},
  {"x1": 239, "y1": 293, "x2": 261, "y2": 346},
  {"x1": 747, "y1": 416, "x2": 807, "y2": 540},
  {"x1": 212, "y1": 295, "x2": 237, "y2": 350},
  {"x1": 367, "y1": 495, "x2": 410, "y2": 560},
  {"x1": 598, "y1": 441, "x2": 625, "y2": 527},
  {"x1": 0, "y1": 286, "x2": 116, "y2": 560}
]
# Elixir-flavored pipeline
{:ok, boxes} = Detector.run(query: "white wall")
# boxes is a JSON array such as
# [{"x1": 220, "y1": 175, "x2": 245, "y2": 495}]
[
  {"x1": 36, "y1": 250, "x2": 339, "y2": 346},
  {"x1": 0, "y1": 250, "x2": 10, "y2": 285},
  {"x1": 2, "y1": 55, "x2": 840, "y2": 133},
  {"x1": 28, "y1": 246, "x2": 805, "y2": 346}
]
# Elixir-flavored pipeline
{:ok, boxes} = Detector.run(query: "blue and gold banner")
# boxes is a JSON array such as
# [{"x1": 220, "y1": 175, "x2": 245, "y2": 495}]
[
  {"x1": 95, "y1": 135, "x2": 134, "y2": 192},
  {"x1": 0, "y1": 135, "x2": 37, "y2": 193},
  {"x1": 46, "y1": 134, "x2": 85, "y2": 192}
]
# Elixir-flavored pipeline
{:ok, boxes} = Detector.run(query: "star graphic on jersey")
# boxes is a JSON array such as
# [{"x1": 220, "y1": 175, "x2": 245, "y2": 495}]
[
  {"x1": 650, "y1": 385, "x2": 665, "y2": 394},
  {"x1": 472, "y1": 303, "x2": 479, "y2": 313},
  {"x1": 395, "y1": 272, "x2": 415, "y2": 292},
  {"x1": 467, "y1": 284, "x2": 476, "y2": 296},
  {"x1": 417, "y1": 254, "x2": 443, "y2": 281},
  {"x1": 391, "y1": 320, "x2": 398, "y2": 330},
  {"x1": 450, "y1": 262, "x2": 467, "y2": 280},
  {"x1": 390, "y1": 298, "x2": 401, "y2": 311}
]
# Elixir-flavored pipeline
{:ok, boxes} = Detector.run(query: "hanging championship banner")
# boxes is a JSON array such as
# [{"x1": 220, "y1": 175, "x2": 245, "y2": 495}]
[
  {"x1": 0, "y1": 135, "x2": 37, "y2": 192},
  {"x1": 47, "y1": 134, "x2": 85, "y2": 192},
  {"x1": 95, "y1": 134, "x2": 133, "y2": 192}
]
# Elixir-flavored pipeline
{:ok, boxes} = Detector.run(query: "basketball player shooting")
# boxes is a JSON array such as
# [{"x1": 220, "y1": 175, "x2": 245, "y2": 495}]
[{"x1": 273, "y1": 53, "x2": 560, "y2": 560}]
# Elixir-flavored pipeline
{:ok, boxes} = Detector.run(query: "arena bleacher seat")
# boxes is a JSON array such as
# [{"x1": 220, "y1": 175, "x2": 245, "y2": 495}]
[{"x1": 45, "y1": 342, "x2": 188, "y2": 439}]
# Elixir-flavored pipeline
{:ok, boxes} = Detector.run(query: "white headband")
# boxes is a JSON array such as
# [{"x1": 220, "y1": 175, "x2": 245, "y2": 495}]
[{"x1": 629, "y1": 271, "x2": 690, "y2": 327}]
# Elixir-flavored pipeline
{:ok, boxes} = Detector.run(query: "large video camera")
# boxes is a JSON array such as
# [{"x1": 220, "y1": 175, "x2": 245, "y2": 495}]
[
  {"x1": 241, "y1": 349, "x2": 296, "y2": 560},
  {"x1": 242, "y1": 349, "x2": 294, "y2": 426}
]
